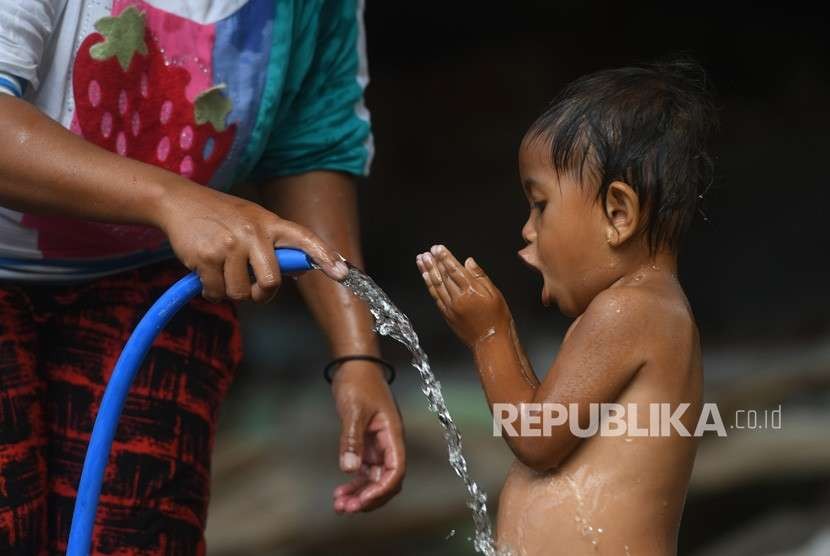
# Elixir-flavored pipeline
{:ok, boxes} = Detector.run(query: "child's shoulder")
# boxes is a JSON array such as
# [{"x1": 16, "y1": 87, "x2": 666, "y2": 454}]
[{"x1": 569, "y1": 273, "x2": 695, "y2": 348}]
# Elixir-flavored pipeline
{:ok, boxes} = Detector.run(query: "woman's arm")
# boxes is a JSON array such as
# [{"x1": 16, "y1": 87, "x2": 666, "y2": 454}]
[
  {"x1": 0, "y1": 95, "x2": 348, "y2": 298},
  {"x1": 0, "y1": 94, "x2": 171, "y2": 225},
  {"x1": 260, "y1": 170, "x2": 406, "y2": 514}
]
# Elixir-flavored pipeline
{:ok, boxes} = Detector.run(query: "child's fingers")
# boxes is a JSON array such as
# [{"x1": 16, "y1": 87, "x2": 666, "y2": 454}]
[
  {"x1": 465, "y1": 256, "x2": 485, "y2": 278},
  {"x1": 416, "y1": 255, "x2": 428, "y2": 287},
  {"x1": 429, "y1": 246, "x2": 458, "y2": 293},
  {"x1": 417, "y1": 255, "x2": 436, "y2": 292},
  {"x1": 432, "y1": 245, "x2": 469, "y2": 293},
  {"x1": 465, "y1": 257, "x2": 494, "y2": 288},
  {"x1": 433, "y1": 290, "x2": 449, "y2": 315},
  {"x1": 434, "y1": 257, "x2": 462, "y2": 297},
  {"x1": 425, "y1": 279, "x2": 450, "y2": 314},
  {"x1": 422, "y1": 253, "x2": 453, "y2": 308},
  {"x1": 417, "y1": 254, "x2": 435, "y2": 290},
  {"x1": 418, "y1": 254, "x2": 448, "y2": 312}
]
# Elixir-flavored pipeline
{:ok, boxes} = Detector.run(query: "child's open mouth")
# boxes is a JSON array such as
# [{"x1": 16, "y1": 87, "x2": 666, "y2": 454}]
[
  {"x1": 517, "y1": 246, "x2": 540, "y2": 273},
  {"x1": 518, "y1": 248, "x2": 554, "y2": 306}
]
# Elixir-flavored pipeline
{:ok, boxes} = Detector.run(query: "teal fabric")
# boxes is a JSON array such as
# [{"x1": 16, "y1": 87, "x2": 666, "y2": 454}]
[{"x1": 245, "y1": 0, "x2": 372, "y2": 182}]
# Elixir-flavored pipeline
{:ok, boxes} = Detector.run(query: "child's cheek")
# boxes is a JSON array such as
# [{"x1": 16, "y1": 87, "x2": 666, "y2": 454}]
[{"x1": 537, "y1": 215, "x2": 560, "y2": 264}]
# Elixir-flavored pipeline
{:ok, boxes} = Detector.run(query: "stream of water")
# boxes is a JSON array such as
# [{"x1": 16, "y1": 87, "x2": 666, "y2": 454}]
[{"x1": 340, "y1": 264, "x2": 502, "y2": 555}]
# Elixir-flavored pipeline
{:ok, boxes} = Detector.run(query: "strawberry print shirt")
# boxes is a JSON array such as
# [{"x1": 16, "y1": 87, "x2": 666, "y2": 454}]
[{"x1": 0, "y1": 0, "x2": 373, "y2": 281}]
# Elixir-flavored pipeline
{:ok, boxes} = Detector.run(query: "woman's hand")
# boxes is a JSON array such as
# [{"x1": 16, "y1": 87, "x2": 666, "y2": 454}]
[
  {"x1": 259, "y1": 171, "x2": 406, "y2": 513},
  {"x1": 157, "y1": 182, "x2": 349, "y2": 303},
  {"x1": 417, "y1": 244, "x2": 511, "y2": 348},
  {"x1": 331, "y1": 361, "x2": 405, "y2": 513}
]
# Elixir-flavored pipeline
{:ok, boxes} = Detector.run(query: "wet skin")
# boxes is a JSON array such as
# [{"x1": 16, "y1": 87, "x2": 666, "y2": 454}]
[{"x1": 416, "y1": 140, "x2": 702, "y2": 555}]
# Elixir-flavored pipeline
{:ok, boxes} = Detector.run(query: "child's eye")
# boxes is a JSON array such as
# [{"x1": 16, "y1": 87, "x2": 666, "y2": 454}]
[{"x1": 533, "y1": 201, "x2": 547, "y2": 212}]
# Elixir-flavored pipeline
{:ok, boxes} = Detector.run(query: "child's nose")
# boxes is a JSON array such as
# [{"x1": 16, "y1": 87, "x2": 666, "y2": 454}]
[{"x1": 521, "y1": 217, "x2": 537, "y2": 243}]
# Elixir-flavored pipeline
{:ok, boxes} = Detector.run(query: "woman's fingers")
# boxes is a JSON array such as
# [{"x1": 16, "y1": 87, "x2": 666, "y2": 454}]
[
  {"x1": 333, "y1": 475, "x2": 371, "y2": 513},
  {"x1": 198, "y1": 263, "x2": 225, "y2": 302},
  {"x1": 352, "y1": 426, "x2": 404, "y2": 511},
  {"x1": 272, "y1": 219, "x2": 348, "y2": 281},
  {"x1": 248, "y1": 235, "x2": 282, "y2": 303},
  {"x1": 223, "y1": 246, "x2": 252, "y2": 301}
]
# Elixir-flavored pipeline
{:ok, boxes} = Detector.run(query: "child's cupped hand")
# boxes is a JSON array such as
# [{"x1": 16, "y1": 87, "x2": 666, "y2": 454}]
[{"x1": 416, "y1": 245, "x2": 511, "y2": 348}]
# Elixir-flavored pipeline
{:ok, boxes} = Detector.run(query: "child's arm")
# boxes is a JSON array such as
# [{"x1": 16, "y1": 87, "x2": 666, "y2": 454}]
[
  {"x1": 419, "y1": 245, "x2": 646, "y2": 472},
  {"x1": 417, "y1": 246, "x2": 539, "y2": 403}
]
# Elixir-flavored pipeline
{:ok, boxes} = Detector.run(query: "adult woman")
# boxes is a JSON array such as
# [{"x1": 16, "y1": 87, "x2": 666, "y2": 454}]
[{"x1": 0, "y1": 1, "x2": 404, "y2": 553}]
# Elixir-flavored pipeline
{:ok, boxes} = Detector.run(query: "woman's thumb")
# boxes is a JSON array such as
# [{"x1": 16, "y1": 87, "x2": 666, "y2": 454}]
[{"x1": 339, "y1": 409, "x2": 369, "y2": 472}]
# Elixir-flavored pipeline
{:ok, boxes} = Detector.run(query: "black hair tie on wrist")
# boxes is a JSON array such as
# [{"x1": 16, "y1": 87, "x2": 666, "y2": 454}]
[{"x1": 324, "y1": 355, "x2": 396, "y2": 384}]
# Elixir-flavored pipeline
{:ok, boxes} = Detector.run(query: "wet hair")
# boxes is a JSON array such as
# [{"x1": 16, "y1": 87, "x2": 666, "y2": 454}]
[{"x1": 526, "y1": 57, "x2": 717, "y2": 253}]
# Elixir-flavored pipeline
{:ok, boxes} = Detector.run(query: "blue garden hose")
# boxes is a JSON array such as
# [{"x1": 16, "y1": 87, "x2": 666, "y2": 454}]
[{"x1": 66, "y1": 247, "x2": 314, "y2": 556}]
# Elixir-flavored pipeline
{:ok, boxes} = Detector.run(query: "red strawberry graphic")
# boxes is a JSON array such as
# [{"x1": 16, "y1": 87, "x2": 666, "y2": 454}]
[{"x1": 73, "y1": 6, "x2": 236, "y2": 186}]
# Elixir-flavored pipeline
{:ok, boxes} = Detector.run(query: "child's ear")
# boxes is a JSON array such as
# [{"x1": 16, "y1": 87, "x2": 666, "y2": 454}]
[{"x1": 604, "y1": 181, "x2": 640, "y2": 247}]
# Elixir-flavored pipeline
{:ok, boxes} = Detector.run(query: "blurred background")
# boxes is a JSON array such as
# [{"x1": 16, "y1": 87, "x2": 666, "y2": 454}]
[{"x1": 206, "y1": 4, "x2": 830, "y2": 555}]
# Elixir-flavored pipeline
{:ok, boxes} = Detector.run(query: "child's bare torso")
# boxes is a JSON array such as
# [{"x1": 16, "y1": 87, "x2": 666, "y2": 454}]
[{"x1": 496, "y1": 275, "x2": 702, "y2": 556}]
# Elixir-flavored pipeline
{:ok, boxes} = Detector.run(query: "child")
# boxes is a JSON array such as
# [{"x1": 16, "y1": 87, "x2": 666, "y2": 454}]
[{"x1": 417, "y1": 60, "x2": 715, "y2": 555}]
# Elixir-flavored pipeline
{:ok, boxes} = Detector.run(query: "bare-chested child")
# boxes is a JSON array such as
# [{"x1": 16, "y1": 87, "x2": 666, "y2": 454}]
[{"x1": 416, "y1": 60, "x2": 716, "y2": 555}]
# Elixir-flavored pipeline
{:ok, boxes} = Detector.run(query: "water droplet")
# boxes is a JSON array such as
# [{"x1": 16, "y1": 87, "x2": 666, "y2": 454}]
[{"x1": 140, "y1": 73, "x2": 149, "y2": 98}]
